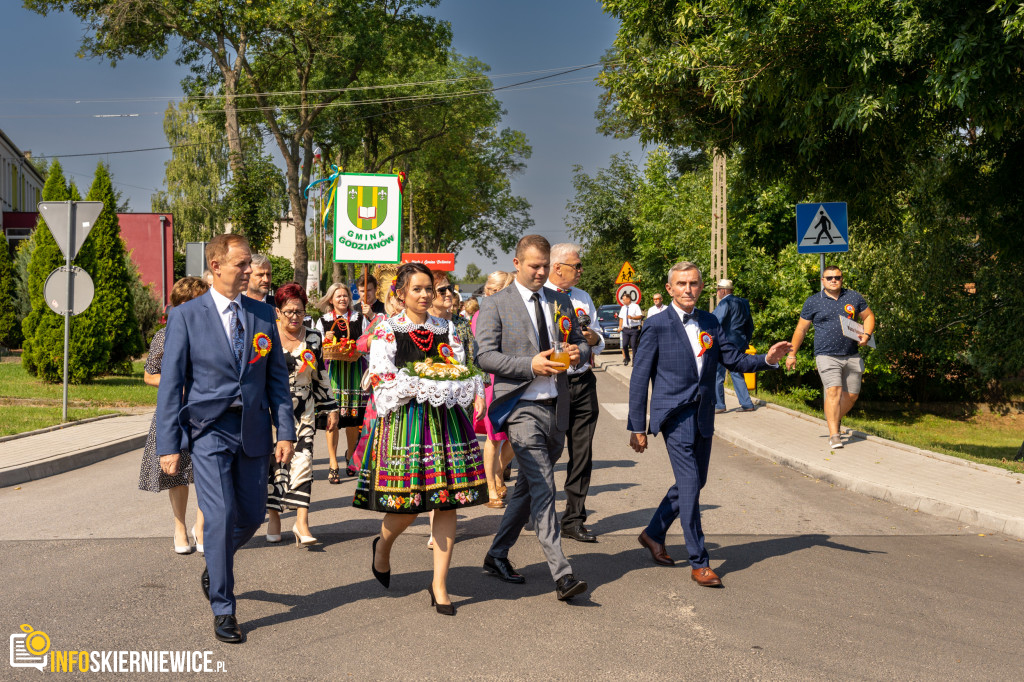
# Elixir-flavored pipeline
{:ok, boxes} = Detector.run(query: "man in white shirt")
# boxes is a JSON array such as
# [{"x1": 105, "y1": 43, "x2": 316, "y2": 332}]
[
  {"x1": 618, "y1": 292, "x2": 644, "y2": 366},
  {"x1": 647, "y1": 293, "x2": 666, "y2": 318},
  {"x1": 627, "y1": 261, "x2": 790, "y2": 588},
  {"x1": 545, "y1": 243, "x2": 604, "y2": 543},
  {"x1": 475, "y1": 235, "x2": 592, "y2": 601}
]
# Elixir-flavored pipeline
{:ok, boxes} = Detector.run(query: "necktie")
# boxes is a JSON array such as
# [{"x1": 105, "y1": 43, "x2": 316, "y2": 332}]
[
  {"x1": 531, "y1": 292, "x2": 551, "y2": 351},
  {"x1": 682, "y1": 312, "x2": 695, "y2": 324},
  {"x1": 228, "y1": 301, "x2": 245, "y2": 371}
]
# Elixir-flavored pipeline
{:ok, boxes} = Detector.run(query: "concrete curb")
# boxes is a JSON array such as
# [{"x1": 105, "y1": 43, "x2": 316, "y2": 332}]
[
  {"x1": 711, "y1": 424, "x2": 1024, "y2": 541},
  {"x1": 0, "y1": 412, "x2": 120, "y2": 444},
  {"x1": 605, "y1": 363, "x2": 1024, "y2": 541},
  {"x1": 0, "y1": 431, "x2": 149, "y2": 488}
]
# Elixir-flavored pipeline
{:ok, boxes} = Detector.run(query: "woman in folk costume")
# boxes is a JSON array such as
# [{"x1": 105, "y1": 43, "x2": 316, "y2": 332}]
[
  {"x1": 355, "y1": 262, "x2": 487, "y2": 616},
  {"x1": 315, "y1": 283, "x2": 370, "y2": 481},
  {"x1": 348, "y1": 265, "x2": 401, "y2": 477},
  {"x1": 266, "y1": 283, "x2": 339, "y2": 546}
]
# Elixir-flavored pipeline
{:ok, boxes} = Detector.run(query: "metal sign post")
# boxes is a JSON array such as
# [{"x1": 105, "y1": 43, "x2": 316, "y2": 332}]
[
  {"x1": 37, "y1": 200, "x2": 103, "y2": 422},
  {"x1": 62, "y1": 202, "x2": 74, "y2": 422}
]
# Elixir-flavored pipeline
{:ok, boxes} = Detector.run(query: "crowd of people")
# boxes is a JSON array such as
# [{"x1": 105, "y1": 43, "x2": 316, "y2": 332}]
[{"x1": 143, "y1": 232, "x2": 871, "y2": 643}]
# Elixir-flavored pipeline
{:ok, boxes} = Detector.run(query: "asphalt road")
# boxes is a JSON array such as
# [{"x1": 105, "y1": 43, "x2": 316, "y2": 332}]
[{"x1": 2, "y1": 368, "x2": 1022, "y2": 680}]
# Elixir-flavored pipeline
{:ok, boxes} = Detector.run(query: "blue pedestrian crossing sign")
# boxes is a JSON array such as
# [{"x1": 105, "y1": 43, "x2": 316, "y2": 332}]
[{"x1": 796, "y1": 202, "x2": 848, "y2": 253}]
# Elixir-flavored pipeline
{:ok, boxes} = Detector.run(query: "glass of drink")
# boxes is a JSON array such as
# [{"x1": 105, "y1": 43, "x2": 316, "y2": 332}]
[{"x1": 550, "y1": 341, "x2": 571, "y2": 372}]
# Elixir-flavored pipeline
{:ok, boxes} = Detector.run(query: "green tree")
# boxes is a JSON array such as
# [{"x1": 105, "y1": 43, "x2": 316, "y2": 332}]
[
  {"x1": 268, "y1": 255, "x2": 294, "y2": 291},
  {"x1": 27, "y1": 0, "x2": 457, "y2": 286},
  {"x1": 596, "y1": 0, "x2": 1024, "y2": 391},
  {"x1": 23, "y1": 161, "x2": 70, "y2": 374},
  {"x1": 225, "y1": 149, "x2": 287, "y2": 254},
  {"x1": 9, "y1": 236, "x2": 37, "y2": 349},
  {"x1": 463, "y1": 263, "x2": 483, "y2": 284},
  {"x1": 83, "y1": 162, "x2": 144, "y2": 373},
  {"x1": 23, "y1": 163, "x2": 112, "y2": 382},
  {"x1": 566, "y1": 153, "x2": 642, "y2": 305},
  {"x1": 151, "y1": 98, "x2": 230, "y2": 250},
  {"x1": 0, "y1": 227, "x2": 15, "y2": 350}
]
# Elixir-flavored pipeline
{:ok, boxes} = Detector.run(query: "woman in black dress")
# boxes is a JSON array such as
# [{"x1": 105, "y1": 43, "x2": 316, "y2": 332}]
[{"x1": 315, "y1": 283, "x2": 370, "y2": 481}]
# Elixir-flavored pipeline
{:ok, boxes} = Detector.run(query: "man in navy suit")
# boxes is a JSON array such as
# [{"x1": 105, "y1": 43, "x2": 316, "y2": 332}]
[
  {"x1": 628, "y1": 262, "x2": 790, "y2": 587},
  {"x1": 156, "y1": 233, "x2": 295, "y2": 642},
  {"x1": 712, "y1": 278, "x2": 756, "y2": 413}
]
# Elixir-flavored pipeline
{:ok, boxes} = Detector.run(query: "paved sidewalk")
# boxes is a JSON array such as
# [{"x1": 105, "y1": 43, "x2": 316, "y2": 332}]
[
  {"x1": 0, "y1": 411, "x2": 152, "y2": 487},
  {"x1": 603, "y1": 358, "x2": 1024, "y2": 541}
]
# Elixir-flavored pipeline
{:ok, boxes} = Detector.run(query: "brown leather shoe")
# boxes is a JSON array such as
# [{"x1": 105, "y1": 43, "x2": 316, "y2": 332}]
[
  {"x1": 497, "y1": 484, "x2": 508, "y2": 499},
  {"x1": 485, "y1": 498, "x2": 505, "y2": 509},
  {"x1": 691, "y1": 567, "x2": 723, "y2": 587},
  {"x1": 637, "y1": 530, "x2": 675, "y2": 566}
]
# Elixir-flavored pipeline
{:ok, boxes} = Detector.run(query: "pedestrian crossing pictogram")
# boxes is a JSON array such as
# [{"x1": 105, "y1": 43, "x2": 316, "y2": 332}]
[
  {"x1": 615, "y1": 261, "x2": 636, "y2": 284},
  {"x1": 796, "y1": 202, "x2": 849, "y2": 253}
]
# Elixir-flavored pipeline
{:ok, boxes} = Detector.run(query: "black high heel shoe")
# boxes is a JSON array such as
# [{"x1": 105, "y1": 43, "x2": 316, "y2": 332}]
[
  {"x1": 427, "y1": 585, "x2": 455, "y2": 616},
  {"x1": 371, "y1": 537, "x2": 390, "y2": 589}
]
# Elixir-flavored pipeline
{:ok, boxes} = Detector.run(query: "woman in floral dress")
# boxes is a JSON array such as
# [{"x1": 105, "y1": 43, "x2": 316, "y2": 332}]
[
  {"x1": 356, "y1": 262, "x2": 486, "y2": 615},
  {"x1": 266, "y1": 283, "x2": 338, "y2": 546}
]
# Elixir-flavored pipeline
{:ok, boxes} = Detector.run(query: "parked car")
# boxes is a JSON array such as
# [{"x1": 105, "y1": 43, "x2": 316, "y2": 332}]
[{"x1": 595, "y1": 304, "x2": 620, "y2": 351}]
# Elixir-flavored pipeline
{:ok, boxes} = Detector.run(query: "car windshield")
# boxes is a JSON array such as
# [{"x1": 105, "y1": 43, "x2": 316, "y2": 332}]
[{"x1": 597, "y1": 306, "x2": 618, "y2": 325}]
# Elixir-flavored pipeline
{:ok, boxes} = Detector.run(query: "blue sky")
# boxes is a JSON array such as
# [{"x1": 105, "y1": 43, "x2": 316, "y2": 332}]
[{"x1": 0, "y1": 0, "x2": 643, "y2": 274}]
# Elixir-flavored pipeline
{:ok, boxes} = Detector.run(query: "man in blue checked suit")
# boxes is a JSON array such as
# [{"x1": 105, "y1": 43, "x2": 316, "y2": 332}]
[
  {"x1": 156, "y1": 233, "x2": 295, "y2": 643},
  {"x1": 628, "y1": 261, "x2": 790, "y2": 588}
]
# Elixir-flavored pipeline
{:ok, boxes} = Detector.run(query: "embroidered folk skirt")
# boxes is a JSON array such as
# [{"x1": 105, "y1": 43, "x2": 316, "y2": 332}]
[
  {"x1": 328, "y1": 358, "x2": 369, "y2": 427},
  {"x1": 353, "y1": 401, "x2": 487, "y2": 514}
]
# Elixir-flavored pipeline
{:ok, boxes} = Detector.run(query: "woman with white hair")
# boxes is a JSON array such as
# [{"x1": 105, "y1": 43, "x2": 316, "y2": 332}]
[{"x1": 315, "y1": 282, "x2": 370, "y2": 482}]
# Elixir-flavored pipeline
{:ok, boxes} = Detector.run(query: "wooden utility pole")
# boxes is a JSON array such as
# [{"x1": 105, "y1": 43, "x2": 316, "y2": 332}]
[{"x1": 710, "y1": 150, "x2": 727, "y2": 311}]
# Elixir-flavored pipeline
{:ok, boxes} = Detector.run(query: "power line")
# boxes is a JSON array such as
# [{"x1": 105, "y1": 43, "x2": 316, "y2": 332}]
[
  {"x1": 32, "y1": 68, "x2": 598, "y2": 159},
  {"x1": 4, "y1": 63, "x2": 609, "y2": 105},
  {"x1": 8, "y1": 65, "x2": 600, "y2": 121}
]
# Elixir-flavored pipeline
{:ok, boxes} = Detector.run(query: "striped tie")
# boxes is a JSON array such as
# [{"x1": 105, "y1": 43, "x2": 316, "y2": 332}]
[{"x1": 228, "y1": 302, "x2": 244, "y2": 371}]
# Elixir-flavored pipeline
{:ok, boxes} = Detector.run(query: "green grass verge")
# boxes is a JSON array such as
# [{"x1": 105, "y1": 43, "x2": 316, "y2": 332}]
[
  {"x1": 0, "y1": 407, "x2": 118, "y2": 437},
  {"x1": 754, "y1": 387, "x2": 1024, "y2": 474},
  {"x1": 0, "y1": 361, "x2": 156, "y2": 407}
]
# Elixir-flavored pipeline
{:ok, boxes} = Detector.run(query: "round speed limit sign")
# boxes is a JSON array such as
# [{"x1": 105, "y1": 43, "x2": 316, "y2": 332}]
[{"x1": 616, "y1": 282, "x2": 641, "y2": 306}]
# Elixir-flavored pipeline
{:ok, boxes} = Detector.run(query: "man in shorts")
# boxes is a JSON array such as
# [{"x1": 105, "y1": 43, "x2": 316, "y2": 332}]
[{"x1": 786, "y1": 265, "x2": 875, "y2": 449}]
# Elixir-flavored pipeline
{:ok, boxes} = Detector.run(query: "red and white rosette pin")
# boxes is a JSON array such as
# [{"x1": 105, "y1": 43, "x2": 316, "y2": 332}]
[
  {"x1": 697, "y1": 331, "x2": 713, "y2": 357},
  {"x1": 248, "y1": 332, "x2": 272, "y2": 364},
  {"x1": 437, "y1": 342, "x2": 455, "y2": 364},
  {"x1": 557, "y1": 316, "x2": 572, "y2": 341},
  {"x1": 844, "y1": 303, "x2": 856, "y2": 319},
  {"x1": 298, "y1": 348, "x2": 317, "y2": 373}
]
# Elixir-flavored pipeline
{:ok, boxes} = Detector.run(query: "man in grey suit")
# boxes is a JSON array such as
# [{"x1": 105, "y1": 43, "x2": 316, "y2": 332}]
[{"x1": 474, "y1": 234, "x2": 591, "y2": 601}]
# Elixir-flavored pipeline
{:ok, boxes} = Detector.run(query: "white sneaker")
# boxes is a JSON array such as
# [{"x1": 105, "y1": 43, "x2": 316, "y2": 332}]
[{"x1": 828, "y1": 434, "x2": 844, "y2": 449}]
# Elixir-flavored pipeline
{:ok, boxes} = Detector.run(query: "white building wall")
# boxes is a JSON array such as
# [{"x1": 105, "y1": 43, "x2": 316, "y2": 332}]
[{"x1": 0, "y1": 129, "x2": 45, "y2": 216}]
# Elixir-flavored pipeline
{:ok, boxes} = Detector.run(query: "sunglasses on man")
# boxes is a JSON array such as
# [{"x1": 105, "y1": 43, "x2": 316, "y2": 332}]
[{"x1": 823, "y1": 275, "x2": 843, "y2": 282}]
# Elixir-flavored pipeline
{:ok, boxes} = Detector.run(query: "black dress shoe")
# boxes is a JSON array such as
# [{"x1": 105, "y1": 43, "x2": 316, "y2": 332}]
[
  {"x1": 201, "y1": 568, "x2": 210, "y2": 601},
  {"x1": 371, "y1": 537, "x2": 390, "y2": 589},
  {"x1": 555, "y1": 574, "x2": 588, "y2": 601},
  {"x1": 213, "y1": 615, "x2": 242, "y2": 643},
  {"x1": 562, "y1": 524, "x2": 597, "y2": 543},
  {"x1": 483, "y1": 555, "x2": 525, "y2": 584}
]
